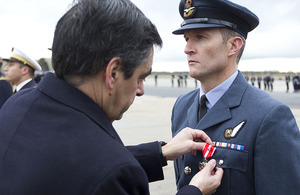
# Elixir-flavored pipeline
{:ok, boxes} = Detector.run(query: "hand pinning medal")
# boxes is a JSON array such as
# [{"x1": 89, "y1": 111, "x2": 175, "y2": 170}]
[{"x1": 199, "y1": 143, "x2": 216, "y2": 169}]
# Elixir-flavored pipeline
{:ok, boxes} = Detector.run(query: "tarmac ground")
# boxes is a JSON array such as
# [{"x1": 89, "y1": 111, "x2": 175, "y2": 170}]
[{"x1": 114, "y1": 83, "x2": 300, "y2": 195}]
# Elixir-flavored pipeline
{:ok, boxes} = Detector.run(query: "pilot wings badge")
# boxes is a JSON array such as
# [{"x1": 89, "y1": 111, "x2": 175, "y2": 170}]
[{"x1": 224, "y1": 120, "x2": 247, "y2": 140}]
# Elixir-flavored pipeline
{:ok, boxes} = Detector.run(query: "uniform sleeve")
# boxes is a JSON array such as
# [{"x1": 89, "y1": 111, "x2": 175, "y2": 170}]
[
  {"x1": 126, "y1": 142, "x2": 165, "y2": 182},
  {"x1": 93, "y1": 163, "x2": 150, "y2": 195},
  {"x1": 176, "y1": 185, "x2": 202, "y2": 195},
  {"x1": 254, "y1": 103, "x2": 300, "y2": 194}
]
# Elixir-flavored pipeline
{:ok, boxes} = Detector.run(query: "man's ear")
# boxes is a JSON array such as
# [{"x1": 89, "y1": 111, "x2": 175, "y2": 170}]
[
  {"x1": 228, "y1": 37, "x2": 243, "y2": 57},
  {"x1": 105, "y1": 57, "x2": 122, "y2": 90},
  {"x1": 21, "y1": 65, "x2": 30, "y2": 75}
]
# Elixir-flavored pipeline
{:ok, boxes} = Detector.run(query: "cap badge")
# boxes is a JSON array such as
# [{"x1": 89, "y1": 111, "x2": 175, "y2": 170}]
[
  {"x1": 224, "y1": 120, "x2": 247, "y2": 140},
  {"x1": 184, "y1": 0, "x2": 196, "y2": 19}
]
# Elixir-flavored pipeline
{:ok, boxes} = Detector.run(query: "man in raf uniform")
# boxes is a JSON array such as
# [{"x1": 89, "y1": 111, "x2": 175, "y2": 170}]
[
  {"x1": 171, "y1": 0, "x2": 300, "y2": 194},
  {"x1": 3, "y1": 47, "x2": 41, "y2": 93}
]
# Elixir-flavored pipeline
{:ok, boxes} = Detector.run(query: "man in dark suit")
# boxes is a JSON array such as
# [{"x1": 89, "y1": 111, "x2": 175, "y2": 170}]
[
  {"x1": 171, "y1": 0, "x2": 300, "y2": 194},
  {"x1": 3, "y1": 47, "x2": 41, "y2": 92},
  {"x1": 0, "y1": 0, "x2": 223, "y2": 194}
]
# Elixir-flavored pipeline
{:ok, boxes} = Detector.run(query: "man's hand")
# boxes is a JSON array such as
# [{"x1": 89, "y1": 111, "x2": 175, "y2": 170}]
[
  {"x1": 190, "y1": 159, "x2": 223, "y2": 195},
  {"x1": 162, "y1": 127, "x2": 212, "y2": 161}
]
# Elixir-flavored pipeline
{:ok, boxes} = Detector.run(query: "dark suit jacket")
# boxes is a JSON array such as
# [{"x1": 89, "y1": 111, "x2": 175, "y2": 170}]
[
  {"x1": 172, "y1": 71, "x2": 300, "y2": 194},
  {"x1": 0, "y1": 80, "x2": 12, "y2": 109},
  {"x1": 0, "y1": 73, "x2": 200, "y2": 195}
]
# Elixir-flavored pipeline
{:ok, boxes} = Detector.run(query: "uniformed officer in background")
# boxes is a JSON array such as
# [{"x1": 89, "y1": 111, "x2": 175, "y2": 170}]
[
  {"x1": 250, "y1": 74, "x2": 256, "y2": 86},
  {"x1": 257, "y1": 74, "x2": 262, "y2": 89},
  {"x1": 3, "y1": 47, "x2": 41, "y2": 93},
  {"x1": 285, "y1": 74, "x2": 291, "y2": 92},
  {"x1": 171, "y1": 0, "x2": 300, "y2": 194},
  {"x1": 0, "y1": 58, "x2": 12, "y2": 108}
]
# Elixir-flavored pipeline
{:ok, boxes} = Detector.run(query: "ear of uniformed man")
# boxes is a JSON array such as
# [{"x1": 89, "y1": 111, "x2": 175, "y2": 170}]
[
  {"x1": 161, "y1": 127, "x2": 212, "y2": 160},
  {"x1": 189, "y1": 159, "x2": 223, "y2": 195}
]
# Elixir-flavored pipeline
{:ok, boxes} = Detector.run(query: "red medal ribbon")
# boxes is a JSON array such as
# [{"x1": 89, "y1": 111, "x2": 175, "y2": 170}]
[{"x1": 202, "y1": 143, "x2": 216, "y2": 159}]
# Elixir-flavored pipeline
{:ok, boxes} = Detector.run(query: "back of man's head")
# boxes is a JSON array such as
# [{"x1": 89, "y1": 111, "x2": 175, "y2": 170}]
[{"x1": 52, "y1": 0, "x2": 162, "y2": 81}]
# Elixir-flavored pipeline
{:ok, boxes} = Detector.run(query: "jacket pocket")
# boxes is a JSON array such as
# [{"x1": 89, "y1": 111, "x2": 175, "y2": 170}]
[{"x1": 214, "y1": 147, "x2": 248, "y2": 172}]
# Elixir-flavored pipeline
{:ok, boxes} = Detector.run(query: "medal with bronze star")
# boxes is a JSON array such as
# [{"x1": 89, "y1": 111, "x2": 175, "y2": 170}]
[{"x1": 199, "y1": 143, "x2": 216, "y2": 169}]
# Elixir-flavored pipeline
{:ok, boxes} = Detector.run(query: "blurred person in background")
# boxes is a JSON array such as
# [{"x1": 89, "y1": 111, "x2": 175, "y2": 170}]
[
  {"x1": 0, "y1": 58, "x2": 12, "y2": 108},
  {"x1": 3, "y1": 47, "x2": 41, "y2": 93}
]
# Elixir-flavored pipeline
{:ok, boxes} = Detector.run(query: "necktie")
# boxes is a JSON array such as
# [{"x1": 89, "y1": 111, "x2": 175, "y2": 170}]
[{"x1": 198, "y1": 95, "x2": 207, "y2": 121}]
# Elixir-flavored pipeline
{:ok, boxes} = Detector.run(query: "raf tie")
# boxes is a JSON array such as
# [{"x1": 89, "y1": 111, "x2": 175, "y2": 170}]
[{"x1": 198, "y1": 95, "x2": 207, "y2": 121}]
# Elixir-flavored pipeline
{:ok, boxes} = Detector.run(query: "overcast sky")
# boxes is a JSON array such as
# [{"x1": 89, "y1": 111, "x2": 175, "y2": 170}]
[{"x1": 1, "y1": 0, "x2": 300, "y2": 72}]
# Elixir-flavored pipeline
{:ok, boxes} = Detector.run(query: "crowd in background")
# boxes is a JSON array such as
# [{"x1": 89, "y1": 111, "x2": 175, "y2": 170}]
[
  {"x1": 152, "y1": 72, "x2": 300, "y2": 93},
  {"x1": 243, "y1": 73, "x2": 300, "y2": 92}
]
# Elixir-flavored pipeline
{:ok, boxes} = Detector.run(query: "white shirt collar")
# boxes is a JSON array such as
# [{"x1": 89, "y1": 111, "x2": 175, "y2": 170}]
[{"x1": 15, "y1": 78, "x2": 32, "y2": 92}]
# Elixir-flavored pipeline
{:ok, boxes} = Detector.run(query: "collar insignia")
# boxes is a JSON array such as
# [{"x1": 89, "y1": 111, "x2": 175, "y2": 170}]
[
  {"x1": 184, "y1": 0, "x2": 196, "y2": 19},
  {"x1": 224, "y1": 120, "x2": 247, "y2": 140}
]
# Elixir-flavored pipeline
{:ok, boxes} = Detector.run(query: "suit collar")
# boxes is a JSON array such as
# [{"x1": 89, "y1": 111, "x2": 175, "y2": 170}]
[
  {"x1": 196, "y1": 71, "x2": 248, "y2": 129},
  {"x1": 21, "y1": 79, "x2": 37, "y2": 90},
  {"x1": 15, "y1": 78, "x2": 34, "y2": 91},
  {"x1": 37, "y1": 73, "x2": 123, "y2": 144}
]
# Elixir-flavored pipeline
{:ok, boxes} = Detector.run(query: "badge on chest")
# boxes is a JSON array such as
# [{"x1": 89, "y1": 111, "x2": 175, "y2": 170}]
[{"x1": 224, "y1": 120, "x2": 247, "y2": 140}]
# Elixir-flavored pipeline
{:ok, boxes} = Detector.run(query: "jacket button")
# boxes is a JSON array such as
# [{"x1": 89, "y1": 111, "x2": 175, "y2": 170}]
[
  {"x1": 184, "y1": 166, "x2": 192, "y2": 175},
  {"x1": 218, "y1": 159, "x2": 224, "y2": 166}
]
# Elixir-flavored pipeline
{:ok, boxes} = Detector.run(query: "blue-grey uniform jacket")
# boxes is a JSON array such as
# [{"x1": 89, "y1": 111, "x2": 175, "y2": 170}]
[{"x1": 172, "y1": 71, "x2": 300, "y2": 194}]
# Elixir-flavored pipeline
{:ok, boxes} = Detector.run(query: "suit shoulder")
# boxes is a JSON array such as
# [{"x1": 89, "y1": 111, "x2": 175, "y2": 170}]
[{"x1": 244, "y1": 85, "x2": 286, "y2": 108}]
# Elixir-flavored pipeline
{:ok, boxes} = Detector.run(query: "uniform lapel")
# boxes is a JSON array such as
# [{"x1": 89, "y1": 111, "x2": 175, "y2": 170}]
[
  {"x1": 198, "y1": 97, "x2": 232, "y2": 129},
  {"x1": 197, "y1": 71, "x2": 248, "y2": 130}
]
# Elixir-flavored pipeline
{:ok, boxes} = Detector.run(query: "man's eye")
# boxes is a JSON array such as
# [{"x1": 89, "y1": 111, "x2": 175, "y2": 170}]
[
  {"x1": 138, "y1": 78, "x2": 144, "y2": 84},
  {"x1": 197, "y1": 35, "x2": 204, "y2": 39}
]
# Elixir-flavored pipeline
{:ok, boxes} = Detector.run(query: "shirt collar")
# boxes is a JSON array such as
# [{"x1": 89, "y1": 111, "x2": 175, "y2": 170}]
[
  {"x1": 199, "y1": 70, "x2": 238, "y2": 111},
  {"x1": 15, "y1": 78, "x2": 32, "y2": 92}
]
